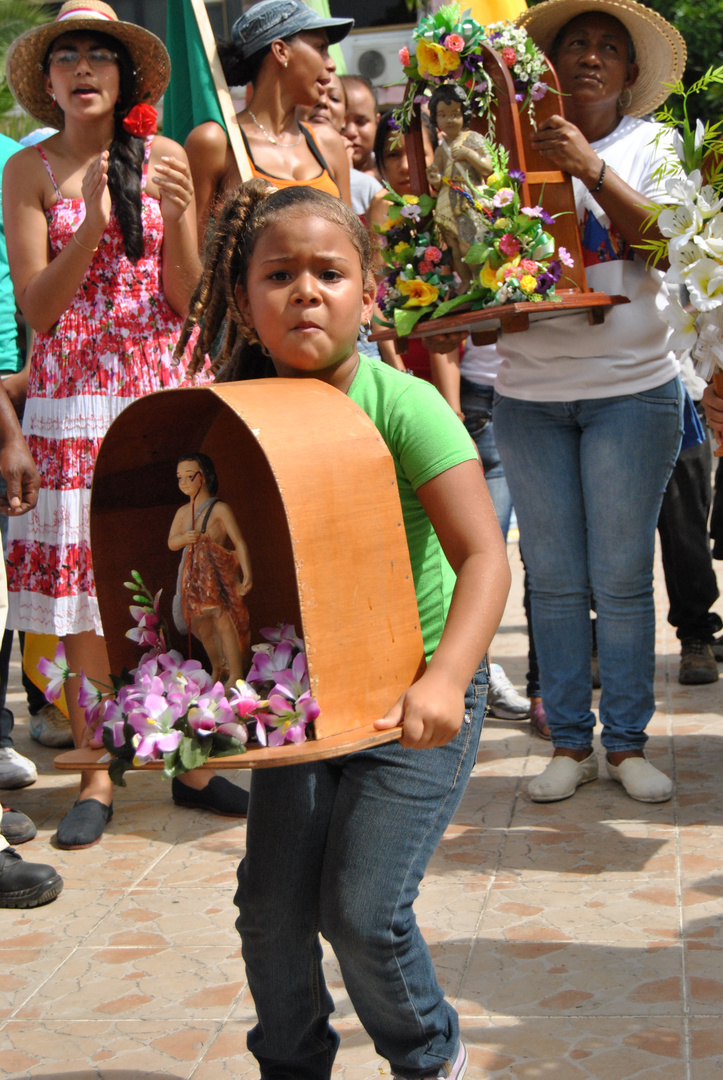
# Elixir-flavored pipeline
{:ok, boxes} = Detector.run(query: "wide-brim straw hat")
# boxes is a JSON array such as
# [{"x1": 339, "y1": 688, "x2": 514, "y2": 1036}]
[
  {"x1": 6, "y1": 0, "x2": 170, "y2": 128},
  {"x1": 516, "y1": 0, "x2": 687, "y2": 117}
]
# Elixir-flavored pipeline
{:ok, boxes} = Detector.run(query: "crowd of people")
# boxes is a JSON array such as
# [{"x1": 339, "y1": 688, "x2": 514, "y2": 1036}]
[{"x1": 0, "y1": 0, "x2": 719, "y2": 1077}]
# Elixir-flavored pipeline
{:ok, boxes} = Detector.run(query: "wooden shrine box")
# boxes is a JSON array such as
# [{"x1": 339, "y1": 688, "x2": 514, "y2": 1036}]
[
  {"x1": 373, "y1": 44, "x2": 627, "y2": 350},
  {"x1": 56, "y1": 380, "x2": 425, "y2": 771}
]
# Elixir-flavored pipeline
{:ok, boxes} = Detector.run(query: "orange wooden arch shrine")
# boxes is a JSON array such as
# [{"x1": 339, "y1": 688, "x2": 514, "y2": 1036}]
[
  {"x1": 56, "y1": 381, "x2": 426, "y2": 773},
  {"x1": 373, "y1": 44, "x2": 627, "y2": 350}
]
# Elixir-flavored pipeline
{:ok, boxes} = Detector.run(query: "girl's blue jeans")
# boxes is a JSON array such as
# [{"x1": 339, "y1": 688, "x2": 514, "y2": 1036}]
[
  {"x1": 493, "y1": 379, "x2": 683, "y2": 752},
  {"x1": 234, "y1": 663, "x2": 488, "y2": 1080}
]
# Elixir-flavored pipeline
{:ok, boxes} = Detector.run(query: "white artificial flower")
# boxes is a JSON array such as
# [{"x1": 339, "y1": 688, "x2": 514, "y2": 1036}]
[
  {"x1": 663, "y1": 292, "x2": 699, "y2": 352},
  {"x1": 685, "y1": 257, "x2": 723, "y2": 312},
  {"x1": 697, "y1": 186, "x2": 723, "y2": 218},
  {"x1": 658, "y1": 200, "x2": 703, "y2": 242},
  {"x1": 691, "y1": 307, "x2": 723, "y2": 381},
  {"x1": 665, "y1": 171, "x2": 702, "y2": 204},
  {"x1": 664, "y1": 239, "x2": 701, "y2": 285},
  {"x1": 694, "y1": 215, "x2": 723, "y2": 260}
]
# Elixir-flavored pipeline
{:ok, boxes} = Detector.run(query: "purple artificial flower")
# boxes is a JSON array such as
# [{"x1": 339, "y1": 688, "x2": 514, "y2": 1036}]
[
  {"x1": 38, "y1": 642, "x2": 71, "y2": 703},
  {"x1": 78, "y1": 673, "x2": 104, "y2": 726},
  {"x1": 509, "y1": 168, "x2": 526, "y2": 184},
  {"x1": 273, "y1": 652, "x2": 311, "y2": 701},
  {"x1": 227, "y1": 679, "x2": 264, "y2": 719},
  {"x1": 247, "y1": 639, "x2": 294, "y2": 685},
  {"x1": 260, "y1": 623, "x2": 305, "y2": 650},
  {"x1": 535, "y1": 270, "x2": 555, "y2": 294},
  {"x1": 546, "y1": 259, "x2": 563, "y2": 282},
  {"x1": 558, "y1": 246, "x2": 575, "y2": 267},
  {"x1": 539, "y1": 208, "x2": 555, "y2": 226},
  {"x1": 532, "y1": 81, "x2": 548, "y2": 101},
  {"x1": 515, "y1": 92, "x2": 524, "y2": 103}
]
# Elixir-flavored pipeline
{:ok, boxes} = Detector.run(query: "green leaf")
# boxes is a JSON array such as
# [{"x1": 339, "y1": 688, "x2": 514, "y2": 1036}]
[
  {"x1": 464, "y1": 243, "x2": 492, "y2": 265},
  {"x1": 394, "y1": 306, "x2": 429, "y2": 337},
  {"x1": 433, "y1": 291, "x2": 483, "y2": 318},
  {"x1": 108, "y1": 757, "x2": 131, "y2": 787},
  {"x1": 178, "y1": 737, "x2": 208, "y2": 771}
]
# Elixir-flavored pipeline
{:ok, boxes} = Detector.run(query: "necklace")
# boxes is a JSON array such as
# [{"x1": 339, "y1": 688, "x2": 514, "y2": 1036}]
[{"x1": 247, "y1": 109, "x2": 303, "y2": 147}]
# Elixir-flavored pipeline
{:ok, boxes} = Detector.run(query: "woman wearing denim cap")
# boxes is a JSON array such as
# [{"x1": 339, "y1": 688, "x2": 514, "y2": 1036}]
[
  {"x1": 185, "y1": 0, "x2": 353, "y2": 243},
  {"x1": 492, "y1": 0, "x2": 687, "y2": 804}
]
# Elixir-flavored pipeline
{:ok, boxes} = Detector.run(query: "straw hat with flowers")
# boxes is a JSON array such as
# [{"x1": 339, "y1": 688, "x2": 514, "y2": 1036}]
[
  {"x1": 516, "y1": 0, "x2": 686, "y2": 117},
  {"x1": 5, "y1": 0, "x2": 170, "y2": 129}
]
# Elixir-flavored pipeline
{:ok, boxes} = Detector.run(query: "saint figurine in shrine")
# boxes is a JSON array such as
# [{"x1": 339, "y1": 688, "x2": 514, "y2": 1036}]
[
  {"x1": 426, "y1": 84, "x2": 493, "y2": 292},
  {"x1": 169, "y1": 453, "x2": 253, "y2": 688}
]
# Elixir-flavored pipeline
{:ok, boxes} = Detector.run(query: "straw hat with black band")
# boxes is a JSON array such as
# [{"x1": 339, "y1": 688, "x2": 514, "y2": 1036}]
[
  {"x1": 5, "y1": 0, "x2": 170, "y2": 129},
  {"x1": 516, "y1": 0, "x2": 686, "y2": 118}
]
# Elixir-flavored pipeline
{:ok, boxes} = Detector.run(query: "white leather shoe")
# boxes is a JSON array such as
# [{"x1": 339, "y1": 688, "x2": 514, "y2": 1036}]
[
  {"x1": 606, "y1": 756, "x2": 673, "y2": 803},
  {"x1": 528, "y1": 751, "x2": 598, "y2": 802}
]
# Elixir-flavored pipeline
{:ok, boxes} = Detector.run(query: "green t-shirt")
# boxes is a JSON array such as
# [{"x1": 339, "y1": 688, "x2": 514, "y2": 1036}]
[{"x1": 347, "y1": 355, "x2": 477, "y2": 660}]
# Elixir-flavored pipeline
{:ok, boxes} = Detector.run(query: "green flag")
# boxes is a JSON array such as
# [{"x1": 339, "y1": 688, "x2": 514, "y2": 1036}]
[
  {"x1": 164, "y1": 0, "x2": 226, "y2": 146},
  {"x1": 304, "y1": 0, "x2": 347, "y2": 74}
]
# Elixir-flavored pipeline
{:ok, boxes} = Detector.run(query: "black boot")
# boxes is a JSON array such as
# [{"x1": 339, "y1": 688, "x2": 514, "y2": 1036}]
[{"x1": 0, "y1": 847, "x2": 63, "y2": 908}]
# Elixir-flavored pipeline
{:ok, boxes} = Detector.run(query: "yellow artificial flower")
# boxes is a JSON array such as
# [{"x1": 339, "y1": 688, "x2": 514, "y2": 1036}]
[
  {"x1": 398, "y1": 278, "x2": 440, "y2": 307},
  {"x1": 519, "y1": 274, "x2": 538, "y2": 294},
  {"x1": 416, "y1": 39, "x2": 461, "y2": 78},
  {"x1": 479, "y1": 262, "x2": 499, "y2": 289},
  {"x1": 402, "y1": 194, "x2": 419, "y2": 204}
]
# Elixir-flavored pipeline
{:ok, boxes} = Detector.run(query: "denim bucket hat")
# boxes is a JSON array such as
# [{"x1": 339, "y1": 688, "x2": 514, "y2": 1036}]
[{"x1": 231, "y1": 0, "x2": 353, "y2": 59}]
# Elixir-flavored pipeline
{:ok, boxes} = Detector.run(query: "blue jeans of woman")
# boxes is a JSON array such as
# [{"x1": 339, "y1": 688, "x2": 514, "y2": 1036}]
[
  {"x1": 493, "y1": 380, "x2": 683, "y2": 752},
  {"x1": 234, "y1": 663, "x2": 487, "y2": 1080}
]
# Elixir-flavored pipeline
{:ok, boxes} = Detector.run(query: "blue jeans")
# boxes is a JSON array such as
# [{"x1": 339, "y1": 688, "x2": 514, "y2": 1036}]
[
  {"x1": 460, "y1": 378, "x2": 513, "y2": 540},
  {"x1": 234, "y1": 664, "x2": 488, "y2": 1080},
  {"x1": 493, "y1": 380, "x2": 683, "y2": 752}
]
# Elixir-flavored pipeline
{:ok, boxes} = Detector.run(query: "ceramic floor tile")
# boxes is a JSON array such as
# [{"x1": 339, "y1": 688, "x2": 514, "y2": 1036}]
[
  {"x1": 459, "y1": 940, "x2": 684, "y2": 1016},
  {"x1": 11, "y1": 946, "x2": 247, "y2": 1023},
  {"x1": 0, "y1": 1019, "x2": 217, "y2": 1077}
]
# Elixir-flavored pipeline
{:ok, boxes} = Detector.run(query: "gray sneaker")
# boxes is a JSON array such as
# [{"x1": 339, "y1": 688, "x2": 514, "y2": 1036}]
[
  {"x1": 393, "y1": 1042, "x2": 468, "y2": 1080},
  {"x1": 29, "y1": 704, "x2": 74, "y2": 748}
]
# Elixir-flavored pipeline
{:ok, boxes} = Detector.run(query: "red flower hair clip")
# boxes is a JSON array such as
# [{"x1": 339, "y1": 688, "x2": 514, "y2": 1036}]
[{"x1": 122, "y1": 103, "x2": 158, "y2": 137}]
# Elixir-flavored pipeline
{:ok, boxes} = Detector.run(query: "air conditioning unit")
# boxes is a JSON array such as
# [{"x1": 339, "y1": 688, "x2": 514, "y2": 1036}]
[{"x1": 339, "y1": 27, "x2": 414, "y2": 88}]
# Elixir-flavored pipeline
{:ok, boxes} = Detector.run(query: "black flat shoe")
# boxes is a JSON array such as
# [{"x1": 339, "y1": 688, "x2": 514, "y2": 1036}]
[
  {"x1": 172, "y1": 776, "x2": 249, "y2": 817},
  {"x1": 56, "y1": 799, "x2": 113, "y2": 849}
]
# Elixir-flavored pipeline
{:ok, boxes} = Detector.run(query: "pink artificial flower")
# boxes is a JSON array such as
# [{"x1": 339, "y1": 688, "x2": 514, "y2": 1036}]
[
  {"x1": 78, "y1": 673, "x2": 103, "y2": 726},
  {"x1": 399, "y1": 45, "x2": 410, "y2": 66},
  {"x1": 559, "y1": 246, "x2": 575, "y2": 267},
  {"x1": 445, "y1": 33, "x2": 465, "y2": 52},
  {"x1": 520, "y1": 259, "x2": 539, "y2": 274},
  {"x1": 501, "y1": 46, "x2": 517, "y2": 67},
  {"x1": 493, "y1": 188, "x2": 515, "y2": 208},
  {"x1": 499, "y1": 233, "x2": 521, "y2": 257},
  {"x1": 424, "y1": 246, "x2": 442, "y2": 264},
  {"x1": 38, "y1": 642, "x2": 71, "y2": 703}
]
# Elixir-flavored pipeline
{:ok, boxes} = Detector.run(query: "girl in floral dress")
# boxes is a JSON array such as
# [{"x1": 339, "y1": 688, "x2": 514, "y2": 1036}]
[{"x1": 3, "y1": 2, "x2": 246, "y2": 847}]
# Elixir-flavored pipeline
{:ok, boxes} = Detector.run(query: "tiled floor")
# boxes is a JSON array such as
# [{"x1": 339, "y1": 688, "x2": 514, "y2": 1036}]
[{"x1": 1, "y1": 542, "x2": 721, "y2": 1079}]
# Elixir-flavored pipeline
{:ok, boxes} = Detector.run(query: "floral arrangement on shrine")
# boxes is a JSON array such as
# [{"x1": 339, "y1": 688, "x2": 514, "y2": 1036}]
[
  {"x1": 639, "y1": 70, "x2": 723, "y2": 381},
  {"x1": 38, "y1": 573, "x2": 319, "y2": 785},
  {"x1": 394, "y1": 5, "x2": 550, "y2": 134},
  {"x1": 375, "y1": 143, "x2": 574, "y2": 338}
]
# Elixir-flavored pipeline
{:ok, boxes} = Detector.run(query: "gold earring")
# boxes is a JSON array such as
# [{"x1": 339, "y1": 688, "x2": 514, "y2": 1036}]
[{"x1": 617, "y1": 88, "x2": 633, "y2": 113}]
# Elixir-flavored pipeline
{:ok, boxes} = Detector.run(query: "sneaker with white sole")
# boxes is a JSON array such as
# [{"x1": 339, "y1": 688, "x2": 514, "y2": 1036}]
[
  {"x1": 29, "y1": 704, "x2": 74, "y2": 748},
  {"x1": 0, "y1": 748, "x2": 38, "y2": 789},
  {"x1": 487, "y1": 663, "x2": 530, "y2": 720},
  {"x1": 393, "y1": 1042, "x2": 468, "y2": 1080}
]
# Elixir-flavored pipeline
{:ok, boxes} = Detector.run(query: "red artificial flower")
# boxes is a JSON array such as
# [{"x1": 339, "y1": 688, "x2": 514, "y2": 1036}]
[
  {"x1": 399, "y1": 45, "x2": 411, "y2": 66},
  {"x1": 501, "y1": 46, "x2": 517, "y2": 67},
  {"x1": 122, "y1": 103, "x2": 158, "y2": 137},
  {"x1": 499, "y1": 233, "x2": 521, "y2": 257},
  {"x1": 424, "y1": 245, "x2": 442, "y2": 264}
]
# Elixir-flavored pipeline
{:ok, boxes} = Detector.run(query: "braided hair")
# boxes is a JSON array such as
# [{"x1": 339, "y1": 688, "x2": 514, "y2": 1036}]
[{"x1": 177, "y1": 180, "x2": 373, "y2": 382}]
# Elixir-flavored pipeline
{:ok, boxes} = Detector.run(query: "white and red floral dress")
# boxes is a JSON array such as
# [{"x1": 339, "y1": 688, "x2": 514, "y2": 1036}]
[{"x1": 7, "y1": 139, "x2": 192, "y2": 636}]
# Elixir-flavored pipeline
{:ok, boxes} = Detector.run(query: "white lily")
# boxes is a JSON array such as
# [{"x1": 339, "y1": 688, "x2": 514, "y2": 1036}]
[
  {"x1": 691, "y1": 307, "x2": 723, "y2": 381},
  {"x1": 697, "y1": 184, "x2": 723, "y2": 218}
]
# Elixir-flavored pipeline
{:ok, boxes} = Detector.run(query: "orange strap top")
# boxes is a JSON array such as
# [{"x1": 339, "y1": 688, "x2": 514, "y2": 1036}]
[{"x1": 238, "y1": 122, "x2": 341, "y2": 198}]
